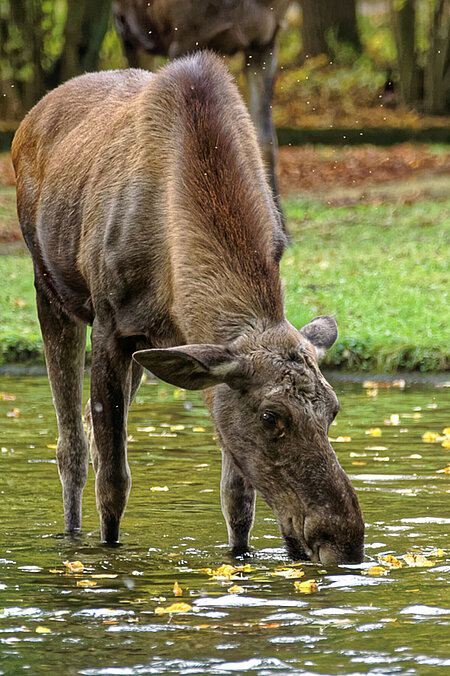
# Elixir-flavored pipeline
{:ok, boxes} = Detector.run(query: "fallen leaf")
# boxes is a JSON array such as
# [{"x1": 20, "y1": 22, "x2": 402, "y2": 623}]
[
  {"x1": 294, "y1": 580, "x2": 318, "y2": 593},
  {"x1": 403, "y1": 553, "x2": 434, "y2": 567},
  {"x1": 63, "y1": 560, "x2": 84, "y2": 573},
  {"x1": 35, "y1": 626, "x2": 51, "y2": 634},
  {"x1": 422, "y1": 431, "x2": 442, "y2": 443},
  {"x1": 47, "y1": 444, "x2": 57, "y2": 449},
  {"x1": 192, "y1": 427, "x2": 206, "y2": 432},
  {"x1": 173, "y1": 581, "x2": 182, "y2": 596},
  {"x1": 201, "y1": 563, "x2": 253, "y2": 580},
  {"x1": 429, "y1": 549, "x2": 445, "y2": 557},
  {"x1": 330, "y1": 436, "x2": 352, "y2": 442},
  {"x1": 150, "y1": 486, "x2": 169, "y2": 492},
  {"x1": 365, "y1": 428, "x2": 382, "y2": 437},
  {"x1": 76, "y1": 579, "x2": 97, "y2": 587},
  {"x1": 365, "y1": 566, "x2": 387, "y2": 576},
  {"x1": 441, "y1": 439, "x2": 450, "y2": 450},
  {"x1": 228, "y1": 584, "x2": 244, "y2": 594},
  {"x1": 155, "y1": 602, "x2": 192, "y2": 615},
  {"x1": 384, "y1": 414, "x2": 399, "y2": 426},
  {"x1": 272, "y1": 567, "x2": 305, "y2": 579},
  {"x1": 6, "y1": 408, "x2": 20, "y2": 417},
  {"x1": 437, "y1": 466, "x2": 450, "y2": 474},
  {"x1": 378, "y1": 555, "x2": 402, "y2": 568},
  {"x1": 0, "y1": 392, "x2": 15, "y2": 400},
  {"x1": 91, "y1": 574, "x2": 118, "y2": 579}
]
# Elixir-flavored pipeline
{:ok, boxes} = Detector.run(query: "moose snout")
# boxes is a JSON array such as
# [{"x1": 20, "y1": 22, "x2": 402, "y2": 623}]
[{"x1": 302, "y1": 508, "x2": 365, "y2": 566}]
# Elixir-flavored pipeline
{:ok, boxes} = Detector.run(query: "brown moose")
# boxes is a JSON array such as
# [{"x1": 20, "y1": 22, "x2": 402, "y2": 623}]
[
  {"x1": 12, "y1": 52, "x2": 364, "y2": 565},
  {"x1": 112, "y1": 0, "x2": 290, "y2": 219}
]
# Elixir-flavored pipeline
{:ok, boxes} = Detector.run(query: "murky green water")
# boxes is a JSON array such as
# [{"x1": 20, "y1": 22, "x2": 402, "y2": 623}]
[{"x1": 0, "y1": 374, "x2": 449, "y2": 675}]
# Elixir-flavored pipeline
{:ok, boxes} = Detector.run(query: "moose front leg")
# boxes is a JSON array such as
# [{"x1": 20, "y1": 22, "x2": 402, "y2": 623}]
[
  {"x1": 90, "y1": 322, "x2": 134, "y2": 543},
  {"x1": 244, "y1": 41, "x2": 284, "y2": 225},
  {"x1": 220, "y1": 449, "x2": 256, "y2": 556},
  {"x1": 35, "y1": 277, "x2": 88, "y2": 534}
]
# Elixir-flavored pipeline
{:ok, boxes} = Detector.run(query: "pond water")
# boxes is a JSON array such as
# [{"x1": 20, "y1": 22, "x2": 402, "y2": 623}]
[{"x1": 0, "y1": 374, "x2": 449, "y2": 675}]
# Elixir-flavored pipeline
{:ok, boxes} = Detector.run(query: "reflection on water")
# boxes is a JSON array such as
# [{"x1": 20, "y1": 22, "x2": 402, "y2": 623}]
[{"x1": 0, "y1": 375, "x2": 449, "y2": 675}]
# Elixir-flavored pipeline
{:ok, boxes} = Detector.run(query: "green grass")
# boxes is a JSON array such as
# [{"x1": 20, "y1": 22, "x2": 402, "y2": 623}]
[
  {"x1": 0, "y1": 196, "x2": 449, "y2": 371},
  {"x1": 282, "y1": 197, "x2": 450, "y2": 371}
]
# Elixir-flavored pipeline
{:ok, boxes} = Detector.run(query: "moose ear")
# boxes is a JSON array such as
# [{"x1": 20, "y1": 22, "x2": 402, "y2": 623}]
[
  {"x1": 300, "y1": 315, "x2": 338, "y2": 360},
  {"x1": 132, "y1": 344, "x2": 244, "y2": 390}
]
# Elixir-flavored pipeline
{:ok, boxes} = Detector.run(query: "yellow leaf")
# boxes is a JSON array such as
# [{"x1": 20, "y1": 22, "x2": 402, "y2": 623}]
[
  {"x1": 228, "y1": 585, "x2": 244, "y2": 594},
  {"x1": 378, "y1": 555, "x2": 402, "y2": 568},
  {"x1": 422, "y1": 431, "x2": 441, "y2": 443},
  {"x1": 429, "y1": 549, "x2": 445, "y2": 557},
  {"x1": 273, "y1": 567, "x2": 304, "y2": 579},
  {"x1": 77, "y1": 579, "x2": 97, "y2": 587},
  {"x1": 441, "y1": 439, "x2": 450, "y2": 450},
  {"x1": 294, "y1": 580, "x2": 318, "y2": 593},
  {"x1": 155, "y1": 602, "x2": 192, "y2": 614},
  {"x1": 91, "y1": 574, "x2": 118, "y2": 579},
  {"x1": 0, "y1": 392, "x2": 15, "y2": 400},
  {"x1": 200, "y1": 563, "x2": 253, "y2": 580},
  {"x1": 330, "y1": 436, "x2": 351, "y2": 442},
  {"x1": 442, "y1": 427, "x2": 450, "y2": 436},
  {"x1": 150, "y1": 486, "x2": 169, "y2": 492},
  {"x1": 384, "y1": 414, "x2": 399, "y2": 426},
  {"x1": 365, "y1": 428, "x2": 382, "y2": 437},
  {"x1": 47, "y1": 444, "x2": 57, "y2": 449},
  {"x1": 63, "y1": 560, "x2": 84, "y2": 573},
  {"x1": 49, "y1": 569, "x2": 64, "y2": 574},
  {"x1": 437, "y1": 465, "x2": 450, "y2": 473},
  {"x1": 192, "y1": 427, "x2": 206, "y2": 432},
  {"x1": 403, "y1": 553, "x2": 434, "y2": 567},
  {"x1": 35, "y1": 626, "x2": 51, "y2": 634},
  {"x1": 173, "y1": 581, "x2": 182, "y2": 596},
  {"x1": 365, "y1": 566, "x2": 387, "y2": 576}
]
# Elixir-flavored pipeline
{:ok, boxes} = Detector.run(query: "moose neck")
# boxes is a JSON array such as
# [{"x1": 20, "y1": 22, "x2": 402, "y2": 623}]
[
  {"x1": 168, "y1": 164, "x2": 285, "y2": 345},
  {"x1": 164, "y1": 65, "x2": 285, "y2": 346}
]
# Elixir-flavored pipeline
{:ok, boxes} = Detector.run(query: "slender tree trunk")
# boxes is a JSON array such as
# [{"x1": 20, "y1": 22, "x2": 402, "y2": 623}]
[
  {"x1": 391, "y1": 0, "x2": 421, "y2": 106},
  {"x1": 300, "y1": 0, "x2": 361, "y2": 58},
  {"x1": 423, "y1": 0, "x2": 450, "y2": 113}
]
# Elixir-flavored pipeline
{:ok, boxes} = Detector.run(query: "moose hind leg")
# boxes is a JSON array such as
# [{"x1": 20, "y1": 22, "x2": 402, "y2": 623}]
[
  {"x1": 220, "y1": 449, "x2": 256, "y2": 556},
  {"x1": 36, "y1": 279, "x2": 88, "y2": 533}
]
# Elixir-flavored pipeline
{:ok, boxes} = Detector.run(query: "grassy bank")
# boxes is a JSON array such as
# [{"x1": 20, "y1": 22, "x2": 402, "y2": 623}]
[{"x1": 1, "y1": 194, "x2": 448, "y2": 371}]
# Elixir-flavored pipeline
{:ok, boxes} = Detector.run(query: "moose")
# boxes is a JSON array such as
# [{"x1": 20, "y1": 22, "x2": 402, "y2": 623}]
[
  {"x1": 12, "y1": 52, "x2": 364, "y2": 565},
  {"x1": 112, "y1": 0, "x2": 290, "y2": 220}
]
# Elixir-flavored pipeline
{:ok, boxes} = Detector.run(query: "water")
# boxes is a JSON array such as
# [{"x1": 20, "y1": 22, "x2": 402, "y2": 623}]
[{"x1": 0, "y1": 374, "x2": 449, "y2": 675}]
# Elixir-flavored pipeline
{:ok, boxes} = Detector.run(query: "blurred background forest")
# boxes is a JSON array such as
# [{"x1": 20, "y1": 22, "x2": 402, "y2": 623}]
[
  {"x1": 1, "y1": 0, "x2": 449, "y2": 127},
  {"x1": 0, "y1": 0, "x2": 449, "y2": 371}
]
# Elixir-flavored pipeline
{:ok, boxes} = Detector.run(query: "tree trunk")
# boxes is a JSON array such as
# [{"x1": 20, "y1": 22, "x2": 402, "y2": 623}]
[
  {"x1": 300, "y1": 0, "x2": 361, "y2": 58},
  {"x1": 58, "y1": 0, "x2": 112, "y2": 84},
  {"x1": 423, "y1": 0, "x2": 450, "y2": 113},
  {"x1": 392, "y1": 0, "x2": 421, "y2": 106}
]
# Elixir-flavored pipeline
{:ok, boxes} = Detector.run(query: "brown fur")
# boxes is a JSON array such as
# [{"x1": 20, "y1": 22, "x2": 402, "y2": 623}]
[
  {"x1": 113, "y1": 0, "x2": 290, "y2": 218},
  {"x1": 12, "y1": 53, "x2": 364, "y2": 563}
]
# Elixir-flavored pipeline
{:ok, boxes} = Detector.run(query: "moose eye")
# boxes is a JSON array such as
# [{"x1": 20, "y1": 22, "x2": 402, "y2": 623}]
[{"x1": 261, "y1": 410, "x2": 278, "y2": 429}]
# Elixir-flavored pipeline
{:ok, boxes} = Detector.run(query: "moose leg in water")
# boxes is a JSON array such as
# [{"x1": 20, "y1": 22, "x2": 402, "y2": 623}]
[
  {"x1": 220, "y1": 448, "x2": 256, "y2": 556},
  {"x1": 35, "y1": 272, "x2": 88, "y2": 533},
  {"x1": 89, "y1": 322, "x2": 138, "y2": 543},
  {"x1": 245, "y1": 42, "x2": 283, "y2": 223}
]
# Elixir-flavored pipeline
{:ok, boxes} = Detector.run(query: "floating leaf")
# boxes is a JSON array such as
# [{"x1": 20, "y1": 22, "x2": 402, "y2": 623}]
[
  {"x1": 365, "y1": 428, "x2": 382, "y2": 437},
  {"x1": 155, "y1": 602, "x2": 192, "y2": 615},
  {"x1": 365, "y1": 566, "x2": 387, "y2": 576},
  {"x1": 201, "y1": 563, "x2": 254, "y2": 580},
  {"x1": 6, "y1": 408, "x2": 20, "y2": 417},
  {"x1": 384, "y1": 414, "x2": 399, "y2": 426},
  {"x1": 77, "y1": 579, "x2": 97, "y2": 587},
  {"x1": 63, "y1": 560, "x2": 84, "y2": 573},
  {"x1": 35, "y1": 626, "x2": 51, "y2": 634},
  {"x1": 0, "y1": 392, "x2": 15, "y2": 401},
  {"x1": 173, "y1": 581, "x2": 182, "y2": 596},
  {"x1": 441, "y1": 439, "x2": 450, "y2": 450},
  {"x1": 228, "y1": 585, "x2": 244, "y2": 594},
  {"x1": 150, "y1": 486, "x2": 169, "y2": 492},
  {"x1": 294, "y1": 580, "x2": 318, "y2": 593},
  {"x1": 429, "y1": 549, "x2": 445, "y2": 557},
  {"x1": 422, "y1": 431, "x2": 442, "y2": 443},
  {"x1": 378, "y1": 555, "x2": 402, "y2": 568},
  {"x1": 91, "y1": 574, "x2": 118, "y2": 579},
  {"x1": 403, "y1": 553, "x2": 434, "y2": 567},
  {"x1": 272, "y1": 567, "x2": 304, "y2": 579},
  {"x1": 192, "y1": 427, "x2": 206, "y2": 433},
  {"x1": 47, "y1": 444, "x2": 57, "y2": 449},
  {"x1": 330, "y1": 436, "x2": 351, "y2": 442}
]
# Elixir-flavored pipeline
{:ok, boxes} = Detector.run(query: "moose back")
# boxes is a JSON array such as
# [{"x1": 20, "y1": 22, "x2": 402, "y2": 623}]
[{"x1": 12, "y1": 53, "x2": 364, "y2": 564}]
